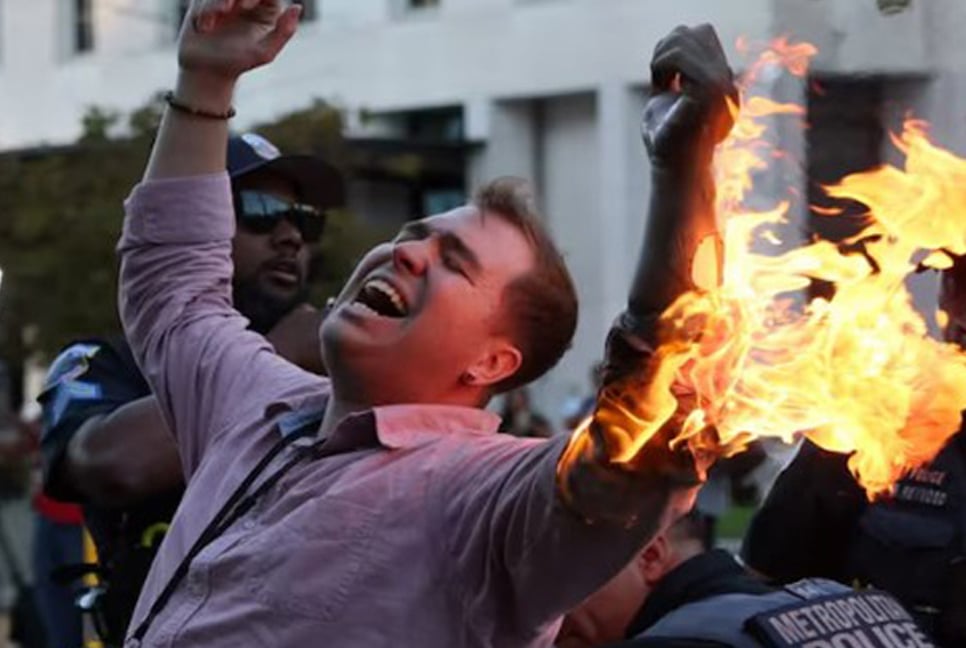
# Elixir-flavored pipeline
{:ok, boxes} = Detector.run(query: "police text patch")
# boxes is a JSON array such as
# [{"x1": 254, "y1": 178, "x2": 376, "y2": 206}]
[{"x1": 747, "y1": 589, "x2": 935, "y2": 648}]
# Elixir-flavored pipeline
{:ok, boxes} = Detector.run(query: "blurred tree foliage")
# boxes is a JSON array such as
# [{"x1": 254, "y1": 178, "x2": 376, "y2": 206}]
[{"x1": 0, "y1": 95, "x2": 387, "y2": 367}]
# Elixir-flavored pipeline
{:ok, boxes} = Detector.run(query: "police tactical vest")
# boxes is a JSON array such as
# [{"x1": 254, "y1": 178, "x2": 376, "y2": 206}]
[
  {"x1": 39, "y1": 336, "x2": 182, "y2": 647},
  {"x1": 638, "y1": 579, "x2": 935, "y2": 648},
  {"x1": 846, "y1": 433, "x2": 966, "y2": 643}
]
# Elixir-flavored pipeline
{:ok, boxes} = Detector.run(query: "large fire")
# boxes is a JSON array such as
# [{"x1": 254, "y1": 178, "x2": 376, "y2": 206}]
[{"x1": 581, "y1": 38, "x2": 966, "y2": 498}]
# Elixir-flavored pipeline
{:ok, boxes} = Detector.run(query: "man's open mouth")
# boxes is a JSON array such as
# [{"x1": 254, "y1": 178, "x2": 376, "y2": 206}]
[
  {"x1": 264, "y1": 259, "x2": 301, "y2": 286},
  {"x1": 353, "y1": 278, "x2": 408, "y2": 318}
]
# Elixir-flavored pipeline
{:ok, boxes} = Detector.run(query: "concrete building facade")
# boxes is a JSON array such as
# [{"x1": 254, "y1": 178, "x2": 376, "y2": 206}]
[{"x1": 1, "y1": 0, "x2": 963, "y2": 423}]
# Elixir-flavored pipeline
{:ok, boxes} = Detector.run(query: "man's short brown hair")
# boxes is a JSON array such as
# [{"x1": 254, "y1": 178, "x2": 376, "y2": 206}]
[{"x1": 474, "y1": 177, "x2": 579, "y2": 393}]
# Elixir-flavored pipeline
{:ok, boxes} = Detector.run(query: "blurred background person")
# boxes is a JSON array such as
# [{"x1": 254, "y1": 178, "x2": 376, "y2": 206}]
[
  {"x1": 37, "y1": 133, "x2": 343, "y2": 646},
  {"x1": 499, "y1": 387, "x2": 554, "y2": 438},
  {"x1": 0, "y1": 417, "x2": 24, "y2": 648},
  {"x1": 692, "y1": 443, "x2": 766, "y2": 550},
  {"x1": 0, "y1": 407, "x2": 44, "y2": 648},
  {"x1": 562, "y1": 363, "x2": 604, "y2": 431},
  {"x1": 24, "y1": 400, "x2": 85, "y2": 648}
]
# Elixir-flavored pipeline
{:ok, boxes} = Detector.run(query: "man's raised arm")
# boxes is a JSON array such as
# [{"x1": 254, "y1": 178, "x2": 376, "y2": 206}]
[
  {"x1": 559, "y1": 24, "x2": 737, "y2": 524},
  {"x1": 143, "y1": 1, "x2": 300, "y2": 181},
  {"x1": 439, "y1": 26, "x2": 740, "y2": 637},
  {"x1": 118, "y1": 0, "x2": 305, "y2": 476}
]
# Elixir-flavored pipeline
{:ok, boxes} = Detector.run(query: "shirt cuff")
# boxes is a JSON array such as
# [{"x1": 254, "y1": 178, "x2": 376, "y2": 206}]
[{"x1": 121, "y1": 172, "x2": 235, "y2": 247}]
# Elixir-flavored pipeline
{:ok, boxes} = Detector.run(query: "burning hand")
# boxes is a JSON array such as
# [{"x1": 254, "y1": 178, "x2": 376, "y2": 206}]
[
  {"x1": 556, "y1": 25, "x2": 738, "y2": 525},
  {"x1": 626, "y1": 25, "x2": 737, "y2": 320},
  {"x1": 642, "y1": 24, "x2": 738, "y2": 171},
  {"x1": 556, "y1": 328, "x2": 716, "y2": 526},
  {"x1": 577, "y1": 32, "x2": 966, "y2": 502}
]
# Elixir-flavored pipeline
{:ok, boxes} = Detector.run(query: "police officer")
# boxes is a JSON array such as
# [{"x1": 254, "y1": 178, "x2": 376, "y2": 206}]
[
  {"x1": 38, "y1": 133, "x2": 343, "y2": 645},
  {"x1": 556, "y1": 512, "x2": 935, "y2": 648},
  {"x1": 742, "y1": 258, "x2": 966, "y2": 648}
]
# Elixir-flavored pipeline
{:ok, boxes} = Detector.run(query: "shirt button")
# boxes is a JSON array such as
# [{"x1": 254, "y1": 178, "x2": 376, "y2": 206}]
[
  {"x1": 187, "y1": 574, "x2": 204, "y2": 596},
  {"x1": 243, "y1": 519, "x2": 255, "y2": 530}
]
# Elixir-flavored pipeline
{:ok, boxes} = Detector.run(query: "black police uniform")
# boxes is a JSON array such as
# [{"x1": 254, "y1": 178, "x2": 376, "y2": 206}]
[
  {"x1": 39, "y1": 337, "x2": 183, "y2": 645},
  {"x1": 606, "y1": 549, "x2": 934, "y2": 648},
  {"x1": 743, "y1": 434, "x2": 966, "y2": 647}
]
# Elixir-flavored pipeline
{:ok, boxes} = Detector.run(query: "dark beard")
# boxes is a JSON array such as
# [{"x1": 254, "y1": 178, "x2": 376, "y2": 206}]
[{"x1": 232, "y1": 279, "x2": 308, "y2": 335}]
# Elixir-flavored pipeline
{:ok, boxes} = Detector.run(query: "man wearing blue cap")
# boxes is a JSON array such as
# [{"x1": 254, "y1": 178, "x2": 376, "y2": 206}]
[
  {"x1": 36, "y1": 132, "x2": 342, "y2": 647},
  {"x1": 226, "y1": 132, "x2": 342, "y2": 338}
]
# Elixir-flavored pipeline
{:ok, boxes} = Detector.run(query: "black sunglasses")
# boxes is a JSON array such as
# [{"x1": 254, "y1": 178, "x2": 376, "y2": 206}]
[{"x1": 234, "y1": 190, "x2": 326, "y2": 243}]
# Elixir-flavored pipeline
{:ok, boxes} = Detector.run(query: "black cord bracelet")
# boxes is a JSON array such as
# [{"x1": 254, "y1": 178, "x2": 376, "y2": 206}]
[{"x1": 163, "y1": 91, "x2": 236, "y2": 120}]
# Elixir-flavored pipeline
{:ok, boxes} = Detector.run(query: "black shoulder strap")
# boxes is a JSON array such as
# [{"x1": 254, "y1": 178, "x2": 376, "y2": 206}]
[{"x1": 130, "y1": 419, "x2": 322, "y2": 642}]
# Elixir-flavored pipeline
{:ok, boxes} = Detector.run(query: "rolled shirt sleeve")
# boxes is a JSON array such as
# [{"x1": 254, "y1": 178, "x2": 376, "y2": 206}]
[
  {"x1": 118, "y1": 173, "x2": 315, "y2": 479},
  {"x1": 439, "y1": 433, "x2": 678, "y2": 641},
  {"x1": 436, "y1": 310, "x2": 702, "y2": 637}
]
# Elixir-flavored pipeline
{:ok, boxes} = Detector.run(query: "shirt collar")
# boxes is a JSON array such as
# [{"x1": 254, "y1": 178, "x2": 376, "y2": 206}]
[
  {"x1": 372, "y1": 404, "x2": 502, "y2": 449},
  {"x1": 266, "y1": 394, "x2": 501, "y2": 450},
  {"x1": 265, "y1": 391, "x2": 330, "y2": 438}
]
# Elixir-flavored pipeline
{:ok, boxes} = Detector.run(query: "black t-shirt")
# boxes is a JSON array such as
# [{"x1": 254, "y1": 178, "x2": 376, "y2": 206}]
[
  {"x1": 741, "y1": 440, "x2": 867, "y2": 584},
  {"x1": 743, "y1": 435, "x2": 966, "y2": 647}
]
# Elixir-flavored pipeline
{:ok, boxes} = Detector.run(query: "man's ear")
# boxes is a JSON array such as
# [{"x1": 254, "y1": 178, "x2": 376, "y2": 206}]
[
  {"x1": 464, "y1": 339, "x2": 523, "y2": 388},
  {"x1": 639, "y1": 536, "x2": 672, "y2": 586}
]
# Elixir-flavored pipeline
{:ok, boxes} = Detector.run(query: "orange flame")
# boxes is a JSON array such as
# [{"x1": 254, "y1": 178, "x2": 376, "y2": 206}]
[{"x1": 594, "y1": 38, "x2": 966, "y2": 498}]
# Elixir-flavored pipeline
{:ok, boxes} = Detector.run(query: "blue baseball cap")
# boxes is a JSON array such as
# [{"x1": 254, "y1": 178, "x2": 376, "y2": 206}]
[{"x1": 227, "y1": 132, "x2": 345, "y2": 210}]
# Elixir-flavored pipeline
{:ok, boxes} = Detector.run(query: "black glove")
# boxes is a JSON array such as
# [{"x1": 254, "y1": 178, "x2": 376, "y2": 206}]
[
  {"x1": 643, "y1": 24, "x2": 737, "y2": 172},
  {"x1": 556, "y1": 26, "x2": 735, "y2": 524},
  {"x1": 628, "y1": 24, "x2": 738, "y2": 322}
]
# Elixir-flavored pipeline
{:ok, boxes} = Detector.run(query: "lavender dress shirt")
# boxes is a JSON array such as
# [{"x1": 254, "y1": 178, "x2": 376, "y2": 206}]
[{"x1": 118, "y1": 173, "x2": 667, "y2": 647}]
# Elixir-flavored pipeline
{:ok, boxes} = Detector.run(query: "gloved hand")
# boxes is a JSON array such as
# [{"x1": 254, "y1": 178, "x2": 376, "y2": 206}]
[
  {"x1": 556, "y1": 25, "x2": 736, "y2": 526},
  {"x1": 643, "y1": 24, "x2": 737, "y2": 172},
  {"x1": 628, "y1": 23, "x2": 738, "y2": 321}
]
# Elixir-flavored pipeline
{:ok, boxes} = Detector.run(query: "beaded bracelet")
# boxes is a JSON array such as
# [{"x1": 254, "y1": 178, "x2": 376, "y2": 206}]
[{"x1": 163, "y1": 91, "x2": 236, "y2": 120}]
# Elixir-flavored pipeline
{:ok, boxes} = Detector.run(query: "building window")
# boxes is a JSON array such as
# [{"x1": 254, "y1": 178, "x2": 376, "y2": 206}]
[
  {"x1": 73, "y1": 0, "x2": 94, "y2": 53},
  {"x1": 394, "y1": 0, "x2": 439, "y2": 19},
  {"x1": 294, "y1": 0, "x2": 318, "y2": 22},
  {"x1": 408, "y1": 0, "x2": 440, "y2": 9},
  {"x1": 404, "y1": 107, "x2": 463, "y2": 141}
]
